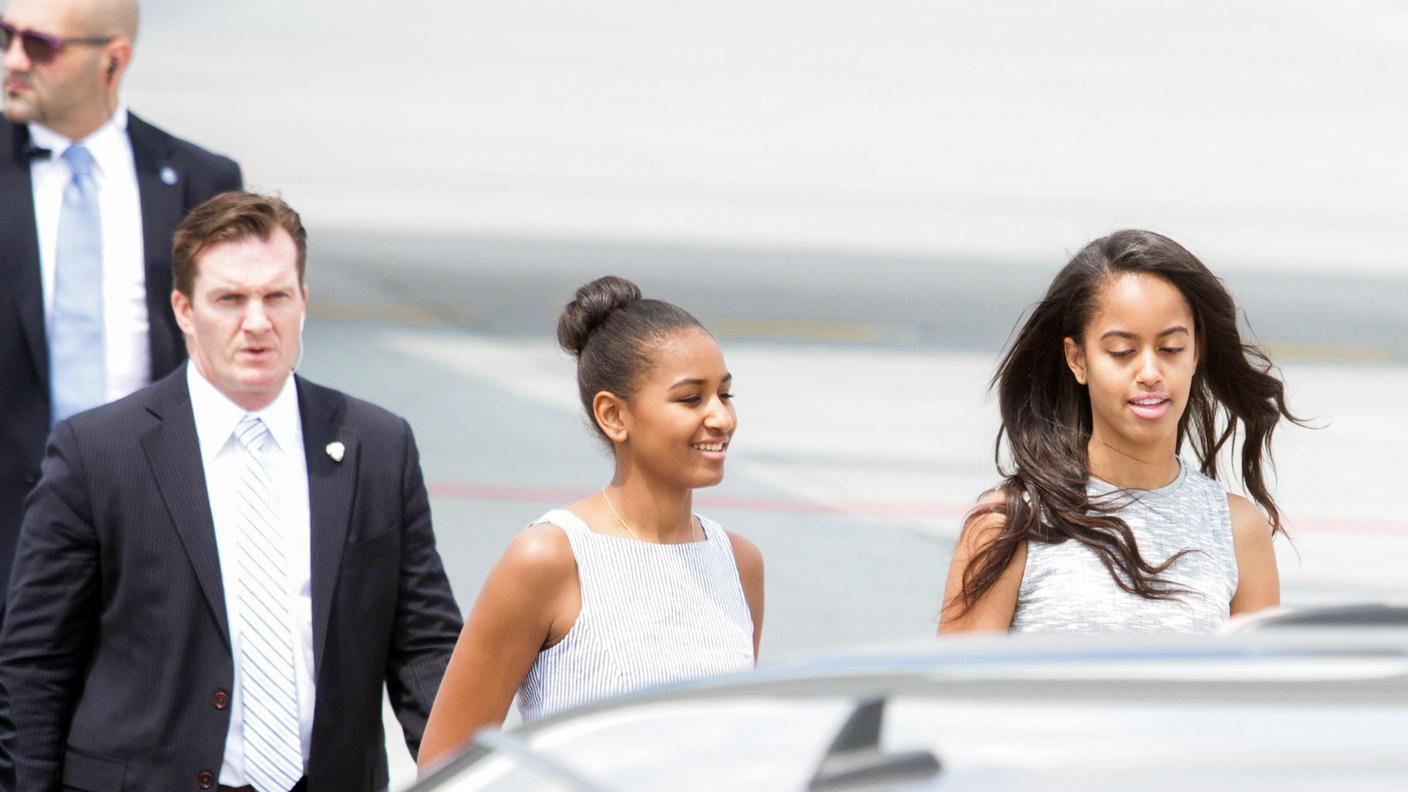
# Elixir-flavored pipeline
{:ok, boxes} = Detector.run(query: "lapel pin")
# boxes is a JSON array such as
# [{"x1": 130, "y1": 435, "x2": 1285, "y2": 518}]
[
  {"x1": 160, "y1": 166, "x2": 179, "y2": 185},
  {"x1": 325, "y1": 441, "x2": 345, "y2": 463}
]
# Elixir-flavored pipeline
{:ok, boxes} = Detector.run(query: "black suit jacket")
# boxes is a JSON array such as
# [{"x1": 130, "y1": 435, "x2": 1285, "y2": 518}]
[
  {"x1": 0, "y1": 113, "x2": 242, "y2": 602},
  {"x1": 0, "y1": 371, "x2": 464, "y2": 791}
]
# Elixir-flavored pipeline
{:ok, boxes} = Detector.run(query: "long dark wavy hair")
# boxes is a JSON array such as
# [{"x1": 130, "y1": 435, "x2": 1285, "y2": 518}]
[{"x1": 955, "y1": 230, "x2": 1303, "y2": 615}]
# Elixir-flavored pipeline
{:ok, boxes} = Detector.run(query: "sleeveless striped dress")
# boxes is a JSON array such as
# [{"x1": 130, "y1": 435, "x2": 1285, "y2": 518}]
[{"x1": 515, "y1": 509, "x2": 755, "y2": 721}]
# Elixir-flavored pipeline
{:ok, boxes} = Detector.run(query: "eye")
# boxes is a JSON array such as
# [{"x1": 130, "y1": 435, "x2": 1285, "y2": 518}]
[
  {"x1": 677, "y1": 395, "x2": 702, "y2": 404},
  {"x1": 720, "y1": 391, "x2": 735, "y2": 400},
  {"x1": 1109, "y1": 349, "x2": 1135, "y2": 359},
  {"x1": 1160, "y1": 346, "x2": 1185, "y2": 355}
]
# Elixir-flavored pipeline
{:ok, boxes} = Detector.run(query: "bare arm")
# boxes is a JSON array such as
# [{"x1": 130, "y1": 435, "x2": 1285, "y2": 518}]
[
  {"x1": 938, "y1": 492, "x2": 1025, "y2": 634},
  {"x1": 417, "y1": 523, "x2": 578, "y2": 773},
  {"x1": 727, "y1": 531, "x2": 765, "y2": 661},
  {"x1": 1227, "y1": 494, "x2": 1280, "y2": 617}
]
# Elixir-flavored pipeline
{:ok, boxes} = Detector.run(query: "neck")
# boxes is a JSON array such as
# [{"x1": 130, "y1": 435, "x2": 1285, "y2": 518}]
[
  {"x1": 1086, "y1": 429, "x2": 1180, "y2": 490},
  {"x1": 603, "y1": 472, "x2": 695, "y2": 544},
  {"x1": 49, "y1": 98, "x2": 118, "y2": 143}
]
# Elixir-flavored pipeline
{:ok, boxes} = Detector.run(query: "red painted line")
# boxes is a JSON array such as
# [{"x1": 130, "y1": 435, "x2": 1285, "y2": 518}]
[{"x1": 427, "y1": 482, "x2": 1405, "y2": 535}]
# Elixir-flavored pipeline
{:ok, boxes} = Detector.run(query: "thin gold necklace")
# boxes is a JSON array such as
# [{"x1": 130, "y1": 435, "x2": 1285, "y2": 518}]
[
  {"x1": 600, "y1": 487, "x2": 696, "y2": 543},
  {"x1": 600, "y1": 487, "x2": 641, "y2": 541}
]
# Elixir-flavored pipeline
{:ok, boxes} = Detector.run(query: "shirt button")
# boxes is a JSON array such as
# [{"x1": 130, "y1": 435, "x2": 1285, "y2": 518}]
[
  {"x1": 197, "y1": 770, "x2": 215, "y2": 788},
  {"x1": 212, "y1": 689, "x2": 230, "y2": 709}
]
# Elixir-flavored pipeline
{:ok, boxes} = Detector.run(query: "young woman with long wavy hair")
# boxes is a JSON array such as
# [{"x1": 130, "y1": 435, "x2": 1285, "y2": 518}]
[{"x1": 940, "y1": 230, "x2": 1300, "y2": 634}]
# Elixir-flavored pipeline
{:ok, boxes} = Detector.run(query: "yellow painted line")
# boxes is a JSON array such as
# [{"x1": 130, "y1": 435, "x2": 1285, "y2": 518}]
[
  {"x1": 1262, "y1": 342, "x2": 1396, "y2": 364},
  {"x1": 307, "y1": 301, "x2": 479, "y2": 327},
  {"x1": 712, "y1": 318, "x2": 886, "y2": 343}
]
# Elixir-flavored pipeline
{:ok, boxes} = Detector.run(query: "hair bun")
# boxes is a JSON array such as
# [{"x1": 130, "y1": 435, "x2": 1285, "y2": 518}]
[{"x1": 557, "y1": 275, "x2": 643, "y2": 357}]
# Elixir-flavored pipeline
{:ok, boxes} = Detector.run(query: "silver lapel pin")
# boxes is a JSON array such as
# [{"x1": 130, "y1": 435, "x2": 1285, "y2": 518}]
[{"x1": 325, "y1": 441, "x2": 345, "y2": 463}]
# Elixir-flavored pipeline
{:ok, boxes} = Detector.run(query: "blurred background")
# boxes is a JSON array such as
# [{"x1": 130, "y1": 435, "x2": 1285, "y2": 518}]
[{"x1": 115, "y1": 0, "x2": 1407, "y2": 784}]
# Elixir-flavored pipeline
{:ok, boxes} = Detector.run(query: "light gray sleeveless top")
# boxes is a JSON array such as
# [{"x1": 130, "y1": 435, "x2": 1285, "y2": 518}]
[
  {"x1": 1010, "y1": 462, "x2": 1238, "y2": 634},
  {"x1": 515, "y1": 509, "x2": 755, "y2": 721}
]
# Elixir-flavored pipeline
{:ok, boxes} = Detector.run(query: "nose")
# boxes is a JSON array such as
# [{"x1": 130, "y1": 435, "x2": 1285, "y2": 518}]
[
  {"x1": 705, "y1": 395, "x2": 736, "y2": 435},
  {"x1": 241, "y1": 300, "x2": 273, "y2": 333},
  {"x1": 1135, "y1": 348, "x2": 1162, "y2": 388},
  {"x1": 2, "y1": 34, "x2": 31, "y2": 71}
]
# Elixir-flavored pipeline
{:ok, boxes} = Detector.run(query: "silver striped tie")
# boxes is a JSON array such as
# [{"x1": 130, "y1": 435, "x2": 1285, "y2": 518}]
[{"x1": 233, "y1": 416, "x2": 303, "y2": 792}]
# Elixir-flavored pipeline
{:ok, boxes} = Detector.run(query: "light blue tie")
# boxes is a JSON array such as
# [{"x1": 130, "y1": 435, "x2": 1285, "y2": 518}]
[{"x1": 49, "y1": 144, "x2": 106, "y2": 424}]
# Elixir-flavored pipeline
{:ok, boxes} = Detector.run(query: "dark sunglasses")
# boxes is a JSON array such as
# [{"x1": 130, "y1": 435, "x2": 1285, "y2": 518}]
[{"x1": 0, "y1": 19, "x2": 112, "y2": 65}]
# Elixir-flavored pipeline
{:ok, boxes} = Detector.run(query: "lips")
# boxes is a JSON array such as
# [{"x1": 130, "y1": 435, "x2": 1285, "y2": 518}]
[
  {"x1": 691, "y1": 439, "x2": 729, "y2": 456},
  {"x1": 1128, "y1": 392, "x2": 1171, "y2": 420}
]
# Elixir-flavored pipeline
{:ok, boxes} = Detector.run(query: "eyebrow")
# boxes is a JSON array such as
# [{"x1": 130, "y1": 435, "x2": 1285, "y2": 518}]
[
  {"x1": 1099, "y1": 326, "x2": 1190, "y2": 342},
  {"x1": 668, "y1": 373, "x2": 732, "y2": 389}
]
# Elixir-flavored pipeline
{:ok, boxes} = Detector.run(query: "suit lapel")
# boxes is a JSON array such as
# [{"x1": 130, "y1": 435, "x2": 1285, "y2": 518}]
[
  {"x1": 1, "y1": 122, "x2": 48, "y2": 387},
  {"x1": 127, "y1": 114, "x2": 184, "y2": 377},
  {"x1": 298, "y1": 377, "x2": 359, "y2": 676},
  {"x1": 139, "y1": 371, "x2": 231, "y2": 649}
]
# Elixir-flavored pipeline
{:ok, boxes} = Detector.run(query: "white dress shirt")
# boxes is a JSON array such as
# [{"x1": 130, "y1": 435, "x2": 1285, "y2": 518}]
[
  {"x1": 28, "y1": 106, "x2": 150, "y2": 403},
  {"x1": 187, "y1": 364, "x2": 316, "y2": 783}
]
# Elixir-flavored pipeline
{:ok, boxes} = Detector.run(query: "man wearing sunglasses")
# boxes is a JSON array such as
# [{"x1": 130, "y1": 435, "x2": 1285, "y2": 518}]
[{"x1": 0, "y1": 0, "x2": 242, "y2": 616}]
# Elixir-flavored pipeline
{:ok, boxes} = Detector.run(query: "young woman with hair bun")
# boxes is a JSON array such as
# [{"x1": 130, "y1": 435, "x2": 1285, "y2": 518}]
[
  {"x1": 940, "y1": 230, "x2": 1302, "y2": 634},
  {"x1": 419, "y1": 276, "x2": 763, "y2": 768}
]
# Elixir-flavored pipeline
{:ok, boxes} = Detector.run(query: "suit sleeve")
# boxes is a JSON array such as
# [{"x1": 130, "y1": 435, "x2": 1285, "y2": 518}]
[
  {"x1": 0, "y1": 421, "x2": 102, "y2": 791},
  {"x1": 385, "y1": 419, "x2": 463, "y2": 758}
]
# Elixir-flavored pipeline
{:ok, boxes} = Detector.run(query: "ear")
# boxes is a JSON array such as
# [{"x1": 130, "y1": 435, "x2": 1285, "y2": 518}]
[
  {"x1": 592, "y1": 391, "x2": 630, "y2": 444},
  {"x1": 171, "y1": 290, "x2": 194, "y2": 336},
  {"x1": 104, "y1": 39, "x2": 133, "y2": 83},
  {"x1": 1063, "y1": 336, "x2": 1088, "y2": 385}
]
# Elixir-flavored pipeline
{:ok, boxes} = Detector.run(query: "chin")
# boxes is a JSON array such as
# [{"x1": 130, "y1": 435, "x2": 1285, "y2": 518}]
[
  {"x1": 234, "y1": 370, "x2": 289, "y2": 395},
  {"x1": 1119, "y1": 424, "x2": 1177, "y2": 448},
  {"x1": 692, "y1": 472, "x2": 726, "y2": 489},
  {"x1": 2, "y1": 103, "x2": 34, "y2": 123}
]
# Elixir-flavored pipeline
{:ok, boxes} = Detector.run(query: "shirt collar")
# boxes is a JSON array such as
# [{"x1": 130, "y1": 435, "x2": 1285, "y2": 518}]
[
  {"x1": 27, "y1": 105, "x2": 130, "y2": 177},
  {"x1": 187, "y1": 361, "x2": 303, "y2": 464}
]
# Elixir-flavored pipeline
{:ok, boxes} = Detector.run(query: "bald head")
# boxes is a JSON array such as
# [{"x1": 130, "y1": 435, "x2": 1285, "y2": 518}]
[
  {"x1": 2, "y1": 0, "x2": 137, "y2": 39},
  {"x1": 81, "y1": 0, "x2": 139, "y2": 41}
]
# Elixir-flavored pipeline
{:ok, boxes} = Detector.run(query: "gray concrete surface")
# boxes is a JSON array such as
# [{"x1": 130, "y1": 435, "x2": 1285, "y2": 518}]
[{"x1": 118, "y1": 0, "x2": 1408, "y2": 280}]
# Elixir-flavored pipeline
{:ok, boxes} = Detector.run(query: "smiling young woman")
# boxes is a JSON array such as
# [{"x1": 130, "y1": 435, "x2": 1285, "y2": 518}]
[
  {"x1": 418, "y1": 276, "x2": 763, "y2": 771},
  {"x1": 939, "y1": 230, "x2": 1302, "y2": 635}
]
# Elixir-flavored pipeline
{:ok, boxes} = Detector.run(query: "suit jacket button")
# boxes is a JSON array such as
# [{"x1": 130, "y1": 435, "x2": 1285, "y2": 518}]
[
  {"x1": 213, "y1": 689, "x2": 230, "y2": 709},
  {"x1": 197, "y1": 770, "x2": 215, "y2": 788}
]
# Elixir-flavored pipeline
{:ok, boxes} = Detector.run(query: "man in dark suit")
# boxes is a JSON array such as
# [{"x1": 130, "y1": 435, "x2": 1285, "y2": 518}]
[
  {"x1": 0, "y1": 0, "x2": 242, "y2": 602},
  {"x1": 0, "y1": 192, "x2": 464, "y2": 791}
]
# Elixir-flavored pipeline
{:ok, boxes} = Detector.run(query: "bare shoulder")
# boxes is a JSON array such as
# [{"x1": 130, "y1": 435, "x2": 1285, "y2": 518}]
[
  {"x1": 957, "y1": 487, "x2": 1010, "y2": 550},
  {"x1": 725, "y1": 530, "x2": 762, "y2": 568},
  {"x1": 496, "y1": 522, "x2": 577, "y2": 583},
  {"x1": 1226, "y1": 493, "x2": 1272, "y2": 544}
]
